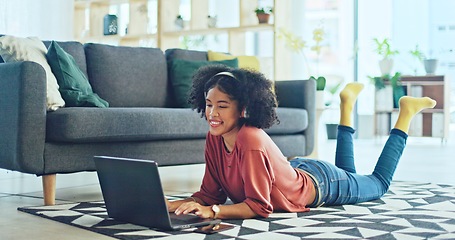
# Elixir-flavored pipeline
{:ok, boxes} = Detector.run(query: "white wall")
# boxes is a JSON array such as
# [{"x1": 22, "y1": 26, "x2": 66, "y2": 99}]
[
  {"x1": 356, "y1": 0, "x2": 394, "y2": 116},
  {"x1": 393, "y1": 0, "x2": 430, "y2": 76},
  {"x1": 0, "y1": 0, "x2": 74, "y2": 40}
]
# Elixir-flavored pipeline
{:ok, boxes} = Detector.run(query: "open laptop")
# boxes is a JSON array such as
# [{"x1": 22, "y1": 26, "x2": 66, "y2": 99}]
[{"x1": 93, "y1": 156, "x2": 221, "y2": 230}]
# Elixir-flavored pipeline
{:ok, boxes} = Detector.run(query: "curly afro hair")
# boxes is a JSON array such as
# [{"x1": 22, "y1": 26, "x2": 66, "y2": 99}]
[{"x1": 188, "y1": 64, "x2": 279, "y2": 129}]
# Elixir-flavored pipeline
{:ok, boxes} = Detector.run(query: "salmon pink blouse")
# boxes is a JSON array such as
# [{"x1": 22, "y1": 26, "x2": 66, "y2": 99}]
[{"x1": 192, "y1": 125, "x2": 314, "y2": 217}]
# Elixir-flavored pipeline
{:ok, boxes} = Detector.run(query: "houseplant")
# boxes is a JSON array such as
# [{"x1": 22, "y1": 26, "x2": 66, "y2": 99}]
[
  {"x1": 207, "y1": 15, "x2": 217, "y2": 28},
  {"x1": 420, "y1": 49, "x2": 438, "y2": 75},
  {"x1": 254, "y1": 7, "x2": 273, "y2": 24},
  {"x1": 409, "y1": 45, "x2": 438, "y2": 75},
  {"x1": 409, "y1": 45, "x2": 424, "y2": 75},
  {"x1": 369, "y1": 72, "x2": 404, "y2": 108},
  {"x1": 277, "y1": 26, "x2": 340, "y2": 139},
  {"x1": 174, "y1": 15, "x2": 184, "y2": 30},
  {"x1": 373, "y1": 38, "x2": 399, "y2": 75},
  {"x1": 277, "y1": 27, "x2": 326, "y2": 107}
]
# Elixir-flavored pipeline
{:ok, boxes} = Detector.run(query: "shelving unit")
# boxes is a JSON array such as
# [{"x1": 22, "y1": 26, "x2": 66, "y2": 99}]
[
  {"x1": 374, "y1": 75, "x2": 450, "y2": 141},
  {"x1": 73, "y1": 0, "x2": 293, "y2": 80},
  {"x1": 74, "y1": 0, "x2": 156, "y2": 46}
]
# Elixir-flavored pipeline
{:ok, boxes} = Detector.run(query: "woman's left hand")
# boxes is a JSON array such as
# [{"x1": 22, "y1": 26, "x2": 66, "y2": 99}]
[{"x1": 174, "y1": 201, "x2": 213, "y2": 219}]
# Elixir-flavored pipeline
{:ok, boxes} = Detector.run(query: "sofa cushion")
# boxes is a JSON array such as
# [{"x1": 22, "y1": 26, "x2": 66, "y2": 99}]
[
  {"x1": 46, "y1": 108, "x2": 209, "y2": 143},
  {"x1": 46, "y1": 41, "x2": 109, "y2": 108},
  {"x1": 43, "y1": 41, "x2": 88, "y2": 78},
  {"x1": 84, "y1": 43, "x2": 169, "y2": 107},
  {"x1": 0, "y1": 35, "x2": 65, "y2": 111},
  {"x1": 265, "y1": 107, "x2": 308, "y2": 135},
  {"x1": 165, "y1": 48, "x2": 208, "y2": 61},
  {"x1": 168, "y1": 58, "x2": 239, "y2": 108},
  {"x1": 46, "y1": 107, "x2": 307, "y2": 143}
]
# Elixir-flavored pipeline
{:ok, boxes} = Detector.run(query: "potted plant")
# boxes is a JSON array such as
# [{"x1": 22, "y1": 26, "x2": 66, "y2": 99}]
[
  {"x1": 277, "y1": 27, "x2": 326, "y2": 108},
  {"x1": 369, "y1": 72, "x2": 404, "y2": 108},
  {"x1": 422, "y1": 50, "x2": 438, "y2": 75},
  {"x1": 207, "y1": 15, "x2": 217, "y2": 28},
  {"x1": 409, "y1": 45, "x2": 425, "y2": 75},
  {"x1": 174, "y1": 15, "x2": 184, "y2": 30},
  {"x1": 254, "y1": 7, "x2": 272, "y2": 24},
  {"x1": 409, "y1": 45, "x2": 438, "y2": 75},
  {"x1": 373, "y1": 38, "x2": 399, "y2": 75}
]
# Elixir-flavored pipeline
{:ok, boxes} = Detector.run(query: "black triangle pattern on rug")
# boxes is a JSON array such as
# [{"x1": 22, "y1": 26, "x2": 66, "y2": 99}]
[{"x1": 18, "y1": 181, "x2": 455, "y2": 239}]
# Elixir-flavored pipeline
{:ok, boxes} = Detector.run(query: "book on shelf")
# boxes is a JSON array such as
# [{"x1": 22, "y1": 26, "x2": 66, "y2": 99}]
[
  {"x1": 391, "y1": 112, "x2": 399, "y2": 133},
  {"x1": 376, "y1": 113, "x2": 390, "y2": 135},
  {"x1": 408, "y1": 113, "x2": 423, "y2": 137},
  {"x1": 409, "y1": 85, "x2": 423, "y2": 97},
  {"x1": 375, "y1": 86, "x2": 394, "y2": 111}
]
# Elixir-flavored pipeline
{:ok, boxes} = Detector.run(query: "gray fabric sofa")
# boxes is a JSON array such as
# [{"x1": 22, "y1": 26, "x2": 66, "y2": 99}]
[{"x1": 0, "y1": 41, "x2": 316, "y2": 205}]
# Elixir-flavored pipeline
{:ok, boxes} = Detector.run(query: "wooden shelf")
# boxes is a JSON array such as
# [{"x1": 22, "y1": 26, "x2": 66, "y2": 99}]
[
  {"x1": 374, "y1": 75, "x2": 450, "y2": 140},
  {"x1": 73, "y1": 0, "x2": 295, "y2": 80},
  {"x1": 162, "y1": 24, "x2": 274, "y2": 36}
]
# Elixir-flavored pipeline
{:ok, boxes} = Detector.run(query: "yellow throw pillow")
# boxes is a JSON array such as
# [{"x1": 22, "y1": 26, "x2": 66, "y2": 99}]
[{"x1": 207, "y1": 50, "x2": 260, "y2": 71}]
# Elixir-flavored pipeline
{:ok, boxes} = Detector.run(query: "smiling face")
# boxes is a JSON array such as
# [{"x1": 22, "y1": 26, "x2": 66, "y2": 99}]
[{"x1": 205, "y1": 86, "x2": 243, "y2": 146}]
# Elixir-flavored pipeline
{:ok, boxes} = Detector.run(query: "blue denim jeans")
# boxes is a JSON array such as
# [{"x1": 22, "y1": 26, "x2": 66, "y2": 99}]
[{"x1": 290, "y1": 125, "x2": 407, "y2": 207}]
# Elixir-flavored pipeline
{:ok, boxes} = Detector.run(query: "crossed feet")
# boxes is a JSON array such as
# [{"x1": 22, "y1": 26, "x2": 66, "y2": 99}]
[{"x1": 338, "y1": 82, "x2": 437, "y2": 133}]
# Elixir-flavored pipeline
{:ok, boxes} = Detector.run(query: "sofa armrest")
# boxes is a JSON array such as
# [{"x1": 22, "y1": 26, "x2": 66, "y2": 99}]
[
  {"x1": 0, "y1": 61, "x2": 47, "y2": 174},
  {"x1": 274, "y1": 79, "x2": 316, "y2": 155}
]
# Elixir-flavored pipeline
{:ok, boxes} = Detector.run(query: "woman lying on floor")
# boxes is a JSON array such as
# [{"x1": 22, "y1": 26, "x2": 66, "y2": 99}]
[{"x1": 166, "y1": 65, "x2": 437, "y2": 219}]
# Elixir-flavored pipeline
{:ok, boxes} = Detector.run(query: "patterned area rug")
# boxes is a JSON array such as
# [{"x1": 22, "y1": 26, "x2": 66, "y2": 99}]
[{"x1": 18, "y1": 181, "x2": 455, "y2": 239}]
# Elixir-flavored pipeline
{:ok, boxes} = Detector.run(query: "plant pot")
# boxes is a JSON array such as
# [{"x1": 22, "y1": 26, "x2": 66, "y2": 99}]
[
  {"x1": 316, "y1": 91, "x2": 325, "y2": 110},
  {"x1": 326, "y1": 123, "x2": 338, "y2": 139},
  {"x1": 207, "y1": 16, "x2": 217, "y2": 28},
  {"x1": 378, "y1": 58, "x2": 393, "y2": 76},
  {"x1": 256, "y1": 13, "x2": 270, "y2": 24},
  {"x1": 174, "y1": 18, "x2": 184, "y2": 30},
  {"x1": 423, "y1": 59, "x2": 438, "y2": 75}
]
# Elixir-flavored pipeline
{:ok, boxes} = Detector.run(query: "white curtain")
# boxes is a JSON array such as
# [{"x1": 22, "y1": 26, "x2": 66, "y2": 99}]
[{"x1": 0, "y1": 0, "x2": 74, "y2": 40}]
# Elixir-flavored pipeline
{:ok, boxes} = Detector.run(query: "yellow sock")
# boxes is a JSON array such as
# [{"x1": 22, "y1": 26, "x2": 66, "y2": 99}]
[
  {"x1": 339, "y1": 82, "x2": 364, "y2": 127},
  {"x1": 394, "y1": 96, "x2": 437, "y2": 133}
]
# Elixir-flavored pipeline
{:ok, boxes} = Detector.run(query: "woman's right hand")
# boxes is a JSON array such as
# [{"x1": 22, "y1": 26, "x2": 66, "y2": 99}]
[
  {"x1": 165, "y1": 197, "x2": 176, "y2": 212},
  {"x1": 166, "y1": 198, "x2": 191, "y2": 212}
]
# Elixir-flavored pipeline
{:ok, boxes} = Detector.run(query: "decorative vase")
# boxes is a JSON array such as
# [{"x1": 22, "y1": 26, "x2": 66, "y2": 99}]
[
  {"x1": 379, "y1": 58, "x2": 393, "y2": 76},
  {"x1": 174, "y1": 17, "x2": 184, "y2": 30},
  {"x1": 103, "y1": 14, "x2": 118, "y2": 35},
  {"x1": 423, "y1": 59, "x2": 438, "y2": 75},
  {"x1": 207, "y1": 16, "x2": 217, "y2": 28},
  {"x1": 256, "y1": 13, "x2": 270, "y2": 24}
]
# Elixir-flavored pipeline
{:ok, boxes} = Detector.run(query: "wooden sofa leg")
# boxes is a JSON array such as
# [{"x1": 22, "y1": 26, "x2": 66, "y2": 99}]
[{"x1": 42, "y1": 174, "x2": 56, "y2": 206}]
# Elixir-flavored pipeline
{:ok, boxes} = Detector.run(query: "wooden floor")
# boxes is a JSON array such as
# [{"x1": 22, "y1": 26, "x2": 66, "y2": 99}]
[{"x1": 1, "y1": 125, "x2": 454, "y2": 240}]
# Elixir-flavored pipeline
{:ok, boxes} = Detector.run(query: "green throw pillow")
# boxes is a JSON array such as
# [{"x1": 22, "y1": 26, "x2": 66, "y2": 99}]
[
  {"x1": 168, "y1": 58, "x2": 238, "y2": 108},
  {"x1": 46, "y1": 41, "x2": 109, "y2": 108}
]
